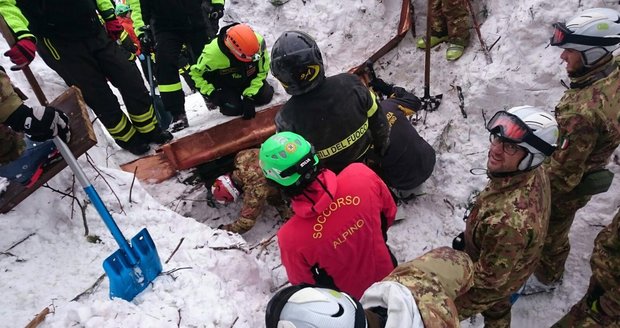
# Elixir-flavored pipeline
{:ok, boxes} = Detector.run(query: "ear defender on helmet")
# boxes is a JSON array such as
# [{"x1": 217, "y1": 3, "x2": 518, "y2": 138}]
[
  {"x1": 210, "y1": 174, "x2": 241, "y2": 205},
  {"x1": 259, "y1": 132, "x2": 320, "y2": 188},
  {"x1": 224, "y1": 24, "x2": 261, "y2": 62},
  {"x1": 550, "y1": 8, "x2": 620, "y2": 67},
  {"x1": 265, "y1": 285, "x2": 367, "y2": 328},
  {"x1": 271, "y1": 31, "x2": 325, "y2": 95}
]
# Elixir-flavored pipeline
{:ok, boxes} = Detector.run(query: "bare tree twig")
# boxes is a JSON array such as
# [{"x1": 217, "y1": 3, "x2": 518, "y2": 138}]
[
  {"x1": 177, "y1": 309, "x2": 182, "y2": 328},
  {"x1": 85, "y1": 154, "x2": 125, "y2": 215},
  {"x1": 3, "y1": 232, "x2": 36, "y2": 253},
  {"x1": 71, "y1": 273, "x2": 106, "y2": 302},
  {"x1": 129, "y1": 166, "x2": 138, "y2": 204},
  {"x1": 24, "y1": 306, "x2": 53, "y2": 328},
  {"x1": 230, "y1": 317, "x2": 239, "y2": 328},
  {"x1": 165, "y1": 238, "x2": 185, "y2": 264},
  {"x1": 163, "y1": 266, "x2": 193, "y2": 275},
  {"x1": 209, "y1": 244, "x2": 249, "y2": 253}
]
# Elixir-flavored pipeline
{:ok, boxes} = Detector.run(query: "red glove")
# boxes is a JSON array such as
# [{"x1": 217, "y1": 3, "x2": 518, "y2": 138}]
[
  {"x1": 105, "y1": 18, "x2": 124, "y2": 41},
  {"x1": 3, "y1": 38, "x2": 36, "y2": 70}
]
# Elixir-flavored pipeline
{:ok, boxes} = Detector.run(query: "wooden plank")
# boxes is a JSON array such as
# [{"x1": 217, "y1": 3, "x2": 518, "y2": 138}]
[
  {"x1": 0, "y1": 87, "x2": 97, "y2": 213},
  {"x1": 120, "y1": 104, "x2": 281, "y2": 182}
]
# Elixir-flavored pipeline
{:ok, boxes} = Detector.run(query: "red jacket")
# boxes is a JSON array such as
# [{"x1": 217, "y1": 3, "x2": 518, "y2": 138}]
[{"x1": 277, "y1": 163, "x2": 397, "y2": 299}]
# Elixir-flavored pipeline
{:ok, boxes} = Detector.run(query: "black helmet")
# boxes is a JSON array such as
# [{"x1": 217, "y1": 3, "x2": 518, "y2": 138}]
[{"x1": 271, "y1": 31, "x2": 325, "y2": 95}]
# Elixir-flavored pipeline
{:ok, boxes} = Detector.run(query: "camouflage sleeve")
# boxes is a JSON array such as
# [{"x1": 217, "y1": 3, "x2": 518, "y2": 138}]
[
  {"x1": 222, "y1": 180, "x2": 268, "y2": 234},
  {"x1": 0, "y1": 70, "x2": 23, "y2": 122},
  {"x1": 546, "y1": 113, "x2": 597, "y2": 194},
  {"x1": 473, "y1": 222, "x2": 525, "y2": 289}
]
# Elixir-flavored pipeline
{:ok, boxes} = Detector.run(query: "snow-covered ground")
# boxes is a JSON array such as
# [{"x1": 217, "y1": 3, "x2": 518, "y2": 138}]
[{"x1": 1, "y1": 0, "x2": 620, "y2": 327}]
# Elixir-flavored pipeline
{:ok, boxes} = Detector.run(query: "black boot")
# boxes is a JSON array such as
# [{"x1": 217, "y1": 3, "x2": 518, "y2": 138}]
[
  {"x1": 142, "y1": 127, "x2": 173, "y2": 145},
  {"x1": 117, "y1": 134, "x2": 150, "y2": 155},
  {"x1": 169, "y1": 113, "x2": 189, "y2": 132}
]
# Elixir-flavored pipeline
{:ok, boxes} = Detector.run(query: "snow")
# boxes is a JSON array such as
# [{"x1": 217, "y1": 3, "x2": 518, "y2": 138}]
[{"x1": 1, "y1": 0, "x2": 619, "y2": 327}]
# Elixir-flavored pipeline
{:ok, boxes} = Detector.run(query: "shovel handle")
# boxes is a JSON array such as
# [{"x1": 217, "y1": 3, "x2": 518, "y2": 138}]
[{"x1": 53, "y1": 136, "x2": 138, "y2": 264}]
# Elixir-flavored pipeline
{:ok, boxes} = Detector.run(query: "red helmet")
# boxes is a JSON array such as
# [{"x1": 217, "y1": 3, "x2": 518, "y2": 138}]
[
  {"x1": 211, "y1": 174, "x2": 241, "y2": 204},
  {"x1": 224, "y1": 24, "x2": 260, "y2": 62}
]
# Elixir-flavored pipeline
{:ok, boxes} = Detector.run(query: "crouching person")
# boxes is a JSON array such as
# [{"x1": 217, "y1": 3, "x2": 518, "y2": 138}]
[
  {"x1": 259, "y1": 132, "x2": 397, "y2": 300},
  {"x1": 265, "y1": 246, "x2": 474, "y2": 327},
  {"x1": 210, "y1": 148, "x2": 292, "y2": 234}
]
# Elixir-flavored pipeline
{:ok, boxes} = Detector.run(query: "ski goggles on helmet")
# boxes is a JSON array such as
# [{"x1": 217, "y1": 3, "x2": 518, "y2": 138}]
[
  {"x1": 280, "y1": 147, "x2": 318, "y2": 178},
  {"x1": 486, "y1": 111, "x2": 555, "y2": 156},
  {"x1": 550, "y1": 22, "x2": 620, "y2": 47}
]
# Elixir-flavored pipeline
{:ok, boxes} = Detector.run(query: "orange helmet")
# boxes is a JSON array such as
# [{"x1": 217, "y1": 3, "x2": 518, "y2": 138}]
[
  {"x1": 211, "y1": 174, "x2": 241, "y2": 204},
  {"x1": 224, "y1": 24, "x2": 261, "y2": 62}
]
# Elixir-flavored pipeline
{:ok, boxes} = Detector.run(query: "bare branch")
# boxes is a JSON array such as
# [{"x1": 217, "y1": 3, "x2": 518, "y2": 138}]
[
  {"x1": 3, "y1": 232, "x2": 36, "y2": 253},
  {"x1": 129, "y1": 166, "x2": 138, "y2": 204},
  {"x1": 85, "y1": 154, "x2": 125, "y2": 215},
  {"x1": 165, "y1": 238, "x2": 185, "y2": 264},
  {"x1": 71, "y1": 274, "x2": 106, "y2": 302},
  {"x1": 24, "y1": 306, "x2": 52, "y2": 328}
]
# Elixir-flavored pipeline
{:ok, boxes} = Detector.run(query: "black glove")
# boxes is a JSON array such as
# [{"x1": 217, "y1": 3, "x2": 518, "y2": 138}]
[
  {"x1": 204, "y1": 2, "x2": 224, "y2": 20},
  {"x1": 6, "y1": 104, "x2": 71, "y2": 142},
  {"x1": 207, "y1": 89, "x2": 224, "y2": 107},
  {"x1": 242, "y1": 97, "x2": 256, "y2": 120},
  {"x1": 368, "y1": 78, "x2": 394, "y2": 96},
  {"x1": 138, "y1": 26, "x2": 155, "y2": 54},
  {"x1": 374, "y1": 136, "x2": 390, "y2": 157},
  {"x1": 452, "y1": 232, "x2": 465, "y2": 251}
]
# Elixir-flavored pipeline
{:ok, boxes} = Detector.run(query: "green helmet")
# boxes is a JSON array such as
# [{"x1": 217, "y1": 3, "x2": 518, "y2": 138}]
[
  {"x1": 259, "y1": 132, "x2": 319, "y2": 187},
  {"x1": 115, "y1": 3, "x2": 130, "y2": 16}
]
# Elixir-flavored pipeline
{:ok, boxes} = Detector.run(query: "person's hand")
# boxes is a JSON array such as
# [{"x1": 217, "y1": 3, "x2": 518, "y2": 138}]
[
  {"x1": 242, "y1": 97, "x2": 256, "y2": 120},
  {"x1": 6, "y1": 105, "x2": 71, "y2": 143},
  {"x1": 3, "y1": 38, "x2": 36, "y2": 70},
  {"x1": 138, "y1": 27, "x2": 155, "y2": 54},
  {"x1": 104, "y1": 18, "x2": 124, "y2": 41}
]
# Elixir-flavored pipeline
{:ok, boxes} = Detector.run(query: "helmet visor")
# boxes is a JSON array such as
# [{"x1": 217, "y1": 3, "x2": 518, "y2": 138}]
[
  {"x1": 280, "y1": 148, "x2": 317, "y2": 178},
  {"x1": 486, "y1": 111, "x2": 556, "y2": 156},
  {"x1": 550, "y1": 22, "x2": 620, "y2": 47}
]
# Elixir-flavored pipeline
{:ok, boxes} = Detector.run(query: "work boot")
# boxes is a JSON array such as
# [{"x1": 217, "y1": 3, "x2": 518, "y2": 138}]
[
  {"x1": 446, "y1": 44, "x2": 465, "y2": 61},
  {"x1": 117, "y1": 135, "x2": 150, "y2": 155},
  {"x1": 169, "y1": 113, "x2": 189, "y2": 132},
  {"x1": 142, "y1": 127, "x2": 173, "y2": 145},
  {"x1": 520, "y1": 275, "x2": 561, "y2": 296},
  {"x1": 416, "y1": 35, "x2": 448, "y2": 49}
]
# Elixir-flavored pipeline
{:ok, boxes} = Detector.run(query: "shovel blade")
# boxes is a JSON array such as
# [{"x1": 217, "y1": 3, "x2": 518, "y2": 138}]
[{"x1": 102, "y1": 228, "x2": 162, "y2": 301}]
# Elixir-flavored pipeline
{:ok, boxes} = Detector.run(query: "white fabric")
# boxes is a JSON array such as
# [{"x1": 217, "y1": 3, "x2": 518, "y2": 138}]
[{"x1": 360, "y1": 281, "x2": 425, "y2": 328}]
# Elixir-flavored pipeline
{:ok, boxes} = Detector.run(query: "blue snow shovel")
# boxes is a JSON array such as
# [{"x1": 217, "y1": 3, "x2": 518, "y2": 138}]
[{"x1": 53, "y1": 137, "x2": 162, "y2": 301}]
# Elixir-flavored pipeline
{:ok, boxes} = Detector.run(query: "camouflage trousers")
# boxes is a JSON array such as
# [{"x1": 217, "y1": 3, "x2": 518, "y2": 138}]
[
  {"x1": 386, "y1": 247, "x2": 474, "y2": 326},
  {"x1": 430, "y1": 0, "x2": 471, "y2": 46},
  {"x1": 552, "y1": 277, "x2": 620, "y2": 327},
  {"x1": 455, "y1": 287, "x2": 513, "y2": 328},
  {"x1": 536, "y1": 194, "x2": 591, "y2": 284}
]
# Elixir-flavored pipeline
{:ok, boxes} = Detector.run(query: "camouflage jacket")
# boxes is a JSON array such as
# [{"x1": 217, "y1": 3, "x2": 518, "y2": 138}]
[
  {"x1": 590, "y1": 208, "x2": 620, "y2": 317},
  {"x1": 0, "y1": 70, "x2": 25, "y2": 165},
  {"x1": 457, "y1": 168, "x2": 550, "y2": 308},
  {"x1": 223, "y1": 149, "x2": 291, "y2": 234},
  {"x1": 361, "y1": 247, "x2": 474, "y2": 328},
  {"x1": 545, "y1": 58, "x2": 620, "y2": 195}
]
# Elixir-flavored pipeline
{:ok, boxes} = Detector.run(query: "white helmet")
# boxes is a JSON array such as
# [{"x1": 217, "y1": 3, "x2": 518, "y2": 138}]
[
  {"x1": 265, "y1": 286, "x2": 367, "y2": 328},
  {"x1": 551, "y1": 8, "x2": 620, "y2": 66},
  {"x1": 486, "y1": 106, "x2": 559, "y2": 171}
]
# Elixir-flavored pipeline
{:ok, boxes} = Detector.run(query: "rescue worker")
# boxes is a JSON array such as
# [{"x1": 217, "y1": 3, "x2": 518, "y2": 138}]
[
  {"x1": 366, "y1": 79, "x2": 436, "y2": 201},
  {"x1": 452, "y1": 106, "x2": 559, "y2": 327},
  {"x1": 416, "y1": 0, "x2": 471, "y2": 61},
  {"x1": 265, "y1": 246, "x2": 474, "y2": 328},
  {"x1": 0, "y1": 66, "x2": 70, "y2": 183},
  {"x1": 526, "y1": 8, "x2": 620, "y2": 293},
  {"x1": 259, "y1": 132, "x2": 397, "y2": 300},
  {"x1": 210, "y1": 148, "x2": 292, "y2": 234},
  {"x1": 271, "y1": 31, "x2": 390, "y2": 174},
  {"x1": 0, "y1": 0, "x2": 172, "y2": 155},
  {"x1": 128, "y1": 0, "x2": 224, "y2": 131},
  {"x1": 190, "y1": 23, "x2": 273, "y2": 120},
  {"x1": 552, "y1": 208, "x2": 620, "y2": 327}
]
